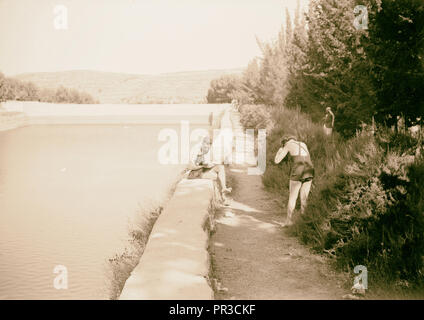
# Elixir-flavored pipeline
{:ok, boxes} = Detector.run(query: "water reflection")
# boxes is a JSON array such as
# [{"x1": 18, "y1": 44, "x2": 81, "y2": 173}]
[{"x1": 0, "y1": 124, "x2": 203, "y2": 299}]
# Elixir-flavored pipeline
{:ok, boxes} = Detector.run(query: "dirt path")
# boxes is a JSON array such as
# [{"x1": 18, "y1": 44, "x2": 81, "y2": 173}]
[{"x1": 210, "y1": 165, "x2": 348, "y2": 300}]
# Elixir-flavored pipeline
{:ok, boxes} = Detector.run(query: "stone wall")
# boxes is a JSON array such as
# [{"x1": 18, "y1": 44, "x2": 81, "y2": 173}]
[
  {"x1": 119, "y1": 107, "x2": 232, "y2": 300},
  {"x1": 119, "y1": 179, "x2": 218, "y2": 300}
]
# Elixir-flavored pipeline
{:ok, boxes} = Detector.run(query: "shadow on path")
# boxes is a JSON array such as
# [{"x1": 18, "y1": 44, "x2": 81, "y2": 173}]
[{"x1": 210, "y1": 165, "x2": 347, "y2": 300}]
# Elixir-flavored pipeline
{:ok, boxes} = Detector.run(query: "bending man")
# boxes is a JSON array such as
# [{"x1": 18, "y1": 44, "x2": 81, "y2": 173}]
[{"x1": 274, "y1": 135, "x2": 314, "y2": 226}]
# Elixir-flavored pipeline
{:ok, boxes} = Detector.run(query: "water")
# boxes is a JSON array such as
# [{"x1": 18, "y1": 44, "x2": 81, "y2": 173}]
[{"x1": 0, "y1": 122, "x2": 209, "y2": 299}]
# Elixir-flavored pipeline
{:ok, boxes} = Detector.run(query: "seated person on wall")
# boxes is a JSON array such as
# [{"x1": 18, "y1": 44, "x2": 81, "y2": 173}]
[{"x1": 188, "y1": 136, "x2": 232, "y2": 199}]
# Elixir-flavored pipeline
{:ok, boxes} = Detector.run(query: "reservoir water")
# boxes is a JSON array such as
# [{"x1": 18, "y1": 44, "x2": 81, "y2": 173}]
[{"x1": 0, "y1": 116, "x2": 214, "y2": 299}]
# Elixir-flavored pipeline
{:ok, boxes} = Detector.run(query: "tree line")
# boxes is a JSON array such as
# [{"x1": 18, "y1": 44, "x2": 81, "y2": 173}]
[
  {"x1": 207, "y1": 0, "x2": 424, "y2": 138},
  {"x1": 0, "y1": 72, "x2": 97, "y2": 104}
]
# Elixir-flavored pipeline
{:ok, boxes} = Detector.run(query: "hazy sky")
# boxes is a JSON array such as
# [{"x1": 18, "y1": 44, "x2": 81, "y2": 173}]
[{"x1": 0, "y1": 0, "x2": 308, "y2": 76}]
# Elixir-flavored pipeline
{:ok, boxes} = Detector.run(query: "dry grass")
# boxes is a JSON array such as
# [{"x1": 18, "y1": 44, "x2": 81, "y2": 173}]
[{"x1": 106, "y1": 170, "x2": 186, "y2": 300}]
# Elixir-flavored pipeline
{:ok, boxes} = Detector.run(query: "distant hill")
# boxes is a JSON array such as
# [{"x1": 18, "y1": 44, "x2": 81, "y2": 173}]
[{"x1": 15, "y1": 69, "x2": 243, "y2": 104}]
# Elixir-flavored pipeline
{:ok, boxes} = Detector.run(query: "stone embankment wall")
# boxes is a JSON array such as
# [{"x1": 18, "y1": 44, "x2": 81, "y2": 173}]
[{"x1": 119, "y1": 106, "x2": 232, "y2": 300}]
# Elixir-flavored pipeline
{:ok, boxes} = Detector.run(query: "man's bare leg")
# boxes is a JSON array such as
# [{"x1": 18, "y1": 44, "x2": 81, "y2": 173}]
[
  {"x1": 299, "y1": 180, "x2": 312, "y2": 214},
  {"x1": 286, "y1": 180, "x2": 302, "y2": 226},
  {"x1": 212, "y1": 165, "x2": 232, "y2": 193}
]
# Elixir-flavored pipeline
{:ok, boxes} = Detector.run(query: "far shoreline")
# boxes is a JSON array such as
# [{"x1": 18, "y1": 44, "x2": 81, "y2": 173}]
[{"x1": 0, "y1": 101, "x2": 228, "y2": 130}]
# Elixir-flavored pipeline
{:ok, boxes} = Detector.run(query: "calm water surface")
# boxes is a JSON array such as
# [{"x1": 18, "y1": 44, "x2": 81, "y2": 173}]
[{"x1": 0, "y1": 123, "x2": 206, "y2": 299}]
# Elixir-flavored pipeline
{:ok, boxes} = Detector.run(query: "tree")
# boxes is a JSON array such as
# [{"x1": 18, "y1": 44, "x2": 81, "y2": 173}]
[
  {"x1": 0, "y1": 72, "x2": 7, "y2": 103},
  {"x1": 39, "y1": 88, "x2": 56, "y2": 103},
  {"x1": 229, "y1": 59, "x2": 261, "y2": 105},
  {"x1": 284, "y1": 2, "x2": 309, "y2": 111},
  {"x1": 55, "y1": 86, "x2": 70, "y2": 103},
  {"x1": 365, "y1": 0, "x2": 424, "y2": 129},
  {"x1": 0, "y1": 71, "x2": 97, "y2": 104},
  {"x1": 206, "y1": 74, "x2": 241, "y2": 103},
  {"x1": 285, "y1": 0, "x2": 377, "y2": 137},
  {"x1": 256, "y1": 16, "x2": 291, "y2": 107}
]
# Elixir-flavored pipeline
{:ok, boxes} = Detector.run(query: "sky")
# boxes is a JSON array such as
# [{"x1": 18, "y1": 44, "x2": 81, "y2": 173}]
[{"x1": 0, "y1": 0, "x2": 308, "y2": 76}]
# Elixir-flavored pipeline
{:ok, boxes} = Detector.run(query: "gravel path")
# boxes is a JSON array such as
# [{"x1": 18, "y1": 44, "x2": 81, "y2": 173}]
[{"x1": 209, "y1": 164, "x2": 348, "y2": 300}]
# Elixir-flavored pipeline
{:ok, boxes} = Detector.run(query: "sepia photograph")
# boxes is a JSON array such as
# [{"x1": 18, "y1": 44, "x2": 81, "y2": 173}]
[{"x1": 0, "y1": 0, "x2": 424, "y2": 306}]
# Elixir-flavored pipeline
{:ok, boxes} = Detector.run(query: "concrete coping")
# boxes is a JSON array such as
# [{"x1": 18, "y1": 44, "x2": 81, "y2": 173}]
[
  {"x1": 119, "y1": 178, "x2": 218, "y2": 300},
  {"x1": 119, "y1": 105, "x2": 231, "y2": 300}
]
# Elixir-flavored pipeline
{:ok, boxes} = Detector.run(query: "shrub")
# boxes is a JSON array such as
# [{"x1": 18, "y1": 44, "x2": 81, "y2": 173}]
[
  {"x1": 325, "y1": 155, "x2": 424, "y2": 286},
  {"x1": 238, "y1": 104, "x2": 273, "y2": 132},
  {"x1": 240, "y1": 104, "x2": 424, "y2": 290},
  {"x1": 206, "y1": 75, "x2": 241, "y2": 103},
  {"x1": 0, "y1": 71, "x2": 97, "y2": 104},
  {"x1": 376, "y1": 128, "x2": 419, "y2": 156}
]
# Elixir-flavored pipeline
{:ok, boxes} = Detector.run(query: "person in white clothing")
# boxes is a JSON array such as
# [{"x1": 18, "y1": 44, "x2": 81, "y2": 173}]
[{"x1": 188, "y1": 136, "x2": 232, "y2": 197}]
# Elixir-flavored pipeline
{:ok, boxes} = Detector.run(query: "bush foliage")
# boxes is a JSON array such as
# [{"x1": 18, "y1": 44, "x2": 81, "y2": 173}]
[
  {"x1": 209, "y1": 0, "x2": 424, "y2": 291},
  {"x1": 238, "y1": 104, "x2": 273, "y2": 132},
  {"x1": 0, "y1": 72, "x2": 97, "y2": 104},
  {"x1": 243, "y1": 104, "x2": 424, "y2": 288},
  {"x1": 207, "y1": 0, "x2": 424, "y2": 138}
]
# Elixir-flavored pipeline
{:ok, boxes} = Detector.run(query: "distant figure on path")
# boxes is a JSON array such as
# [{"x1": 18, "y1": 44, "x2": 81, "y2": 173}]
[
  {"x1": 274, "y1": 135, "x2": 315, "y2": 226},
  {"x1": 188, "y1": 136, "x2": 232, "y2": 201},
  {"x1": 323, "y1": 107, "x2": 335, "y2": 136}
]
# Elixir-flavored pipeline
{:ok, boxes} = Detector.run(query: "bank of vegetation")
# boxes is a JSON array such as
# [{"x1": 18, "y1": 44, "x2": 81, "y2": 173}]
[
  {"x1": 107, "y1": 205, "x2": 163, "y2": 300},
  {"x1": 207, "y1": 0, "x2": 424, "y2": 296},
  {"x1": 0, "y1": 72, "x2": 97, "y2": 104}
]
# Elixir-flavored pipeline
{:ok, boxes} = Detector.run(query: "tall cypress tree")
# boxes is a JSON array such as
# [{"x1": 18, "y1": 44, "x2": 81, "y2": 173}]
[
  {"x1": 285, "y1": 0, "x2": 376, "y2": 137},
  {"x1": 366, "y1": 0, "x2": 424, "y2": 128}
]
